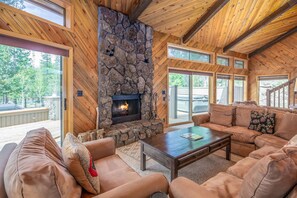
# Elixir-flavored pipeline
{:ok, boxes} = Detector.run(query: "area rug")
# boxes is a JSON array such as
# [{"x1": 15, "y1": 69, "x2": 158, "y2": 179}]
[{"x1": 116, "y1": 142, "x2": 235, "y2": 184}]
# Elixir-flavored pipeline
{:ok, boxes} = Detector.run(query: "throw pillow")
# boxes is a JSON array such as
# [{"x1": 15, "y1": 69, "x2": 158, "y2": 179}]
[
  {"x1": 274, "y1": 112, "x2": 297, "y2": 140},
  {"x1": 4, "y1": 128, "x2": 82, "y2": 198},
  {"x1": 248, "y1": 111, "x2": 276, "y2": 134},
  {"x1": 62, "y1": 133, "x2": 100, "y2": 195},
  {"x1": 240, "y1": 151, "x2": 297, "y2": 198},
  {"x1": 209, "y1": 104, "x2": 234, "y2": 127}
]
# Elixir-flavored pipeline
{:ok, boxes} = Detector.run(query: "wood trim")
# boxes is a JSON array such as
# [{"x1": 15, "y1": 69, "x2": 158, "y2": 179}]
[
  {"x1": 182, "y1": 0, "x2": 230, "y2": 43},
  {"x1": 224, "y1": 0, "x2": 297, "y2": 52},
  {"x1": 0, "y1": 2, "x2": 73, "y2": 31},
  {"x1": 63, "y1": 48, "x2": 74, "y2": 135},
  {"x1": 129, "y1": 0, "x2": 152, "y2": 23},
  {"x1": 248, "y1": 26, "x2": 297, "y2": 58}
]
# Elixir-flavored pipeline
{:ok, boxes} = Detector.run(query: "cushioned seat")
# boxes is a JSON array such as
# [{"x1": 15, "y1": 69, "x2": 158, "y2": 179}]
[
  {"x1": 94, "y1": 154, "x2": 141, "y2": 192},
  {"x1": 249, "y1": 145, "x2": 279, "y2": 159},
  {"x1": 202, "y1": 172, "x2": 242, "y2": 198},
  {"x1": 200, "y1": 123, "x2": 229, "y2": 132},
  {"x1": 223, "y1": 126, "x2": 262, "y2": 143},
  {"x1": 254, "y1": 134, "x2": 288, "y2": 148},
  {"x1": 226, "y1": 157, "x2": 258, "y2": 179}
]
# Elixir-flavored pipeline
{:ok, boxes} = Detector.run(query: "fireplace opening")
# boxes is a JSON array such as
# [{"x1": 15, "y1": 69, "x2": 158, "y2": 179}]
[{"x1": 112, "y1": 94, "x2": 141, "y2": 124}]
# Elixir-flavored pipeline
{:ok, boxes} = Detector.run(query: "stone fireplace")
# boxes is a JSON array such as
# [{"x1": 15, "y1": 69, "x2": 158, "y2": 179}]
[
  {"x1": 98, "y1": 6, "x2": 154, "y2": 128},
  {"x1": 112, "y1": 94, "x2": 141, "y2": 124},
  {"x1": 97, "y1": 7, "x2": 163, "y2": 146}
]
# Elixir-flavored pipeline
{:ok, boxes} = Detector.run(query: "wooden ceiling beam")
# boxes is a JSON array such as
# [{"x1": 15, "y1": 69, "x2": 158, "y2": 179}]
[
  {"x1": 129, "y1": 0, "x2": 152, "y2": 23},
  {"x1": 248, "y1": 26, "x2": 297, "y2": 58},
  {"x1": 224, "y1": 0, "x2": 297, "y2": 52},
  {"x1": 182, "y1": 0, "x2": 230, "y2": 44}
]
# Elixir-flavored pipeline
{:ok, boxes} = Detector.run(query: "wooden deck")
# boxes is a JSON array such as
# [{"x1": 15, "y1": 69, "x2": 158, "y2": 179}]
[{"x1": 0, "y1": 120, "x2": 60, "y2": 150}]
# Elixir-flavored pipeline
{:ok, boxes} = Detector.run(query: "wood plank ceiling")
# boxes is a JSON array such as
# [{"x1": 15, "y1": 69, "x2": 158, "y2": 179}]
[{"x1": 96, "y1": 0, "x2": 297, "y2": 55}]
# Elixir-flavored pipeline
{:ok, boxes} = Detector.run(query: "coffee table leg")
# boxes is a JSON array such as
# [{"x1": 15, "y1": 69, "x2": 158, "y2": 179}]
[
  {"x1": 170, "y1": 160, "x2": 178, "y2": 181},
  {"x1": 140, "y1": 143, "x2": 146, "y2": 171},
  {"x1": 226, "y1": 138, "x2": 231, "y2": 161}
]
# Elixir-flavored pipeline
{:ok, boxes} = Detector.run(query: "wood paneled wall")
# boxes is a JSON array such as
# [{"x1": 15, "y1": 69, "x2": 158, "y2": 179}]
[
  {"x1": 0, "y1": 1, "x2": 98, "y2": 134},
  {"x1": 153, "y1": 31, "x2": 248, "y2": 127},
  {"x1": 248, "y1": 32, "x2": 297, "y2": 103}
]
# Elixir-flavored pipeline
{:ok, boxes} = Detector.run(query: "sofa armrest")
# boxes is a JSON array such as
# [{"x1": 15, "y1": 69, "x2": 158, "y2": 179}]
[
  {"x1": 192, "y1": 113, "x2": 210, "y2": 126},
  {"x1": 83, "y1": 138, "x2": 115, "y2": 161},
  {"x1": 169, "y1": 177, "x2": 218, "y2": 198},
  {"x1": 95, "y1": 173, "x2": 168, "y2": 198},
  {"x1": 0, "y1": 143, "x2": 17, "y2": 198}
]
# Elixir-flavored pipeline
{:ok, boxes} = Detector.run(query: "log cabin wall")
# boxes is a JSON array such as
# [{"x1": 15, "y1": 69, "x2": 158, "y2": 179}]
[
  {"x1": 0, "y1": 1, "x2": 98, "y2": 134},
  {"x1": 153, "y1": 31, "x2": 248, "y2": 127},
  {"x1": 248, "y1": 33, "x2": 297, "y2": 104}
]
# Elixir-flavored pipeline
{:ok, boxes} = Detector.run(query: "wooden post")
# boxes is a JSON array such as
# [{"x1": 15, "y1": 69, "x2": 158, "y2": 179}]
[{"x1": 266, "y1": 90, "x2": 271, "y2": 106}]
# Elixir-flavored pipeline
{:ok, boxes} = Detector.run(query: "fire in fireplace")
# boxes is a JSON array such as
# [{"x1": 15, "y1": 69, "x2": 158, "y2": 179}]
[{"x1": 112, "y1": 94, "x2": 141, "y2": 124}]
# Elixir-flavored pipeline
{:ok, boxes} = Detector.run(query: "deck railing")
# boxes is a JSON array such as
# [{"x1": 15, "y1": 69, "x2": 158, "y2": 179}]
[
  {"x1": 266, "y1": 77, "x2": 297, "y2": 108},
  {"x1": 0, "y1": 107, "x2": 49, "y2": 128}
]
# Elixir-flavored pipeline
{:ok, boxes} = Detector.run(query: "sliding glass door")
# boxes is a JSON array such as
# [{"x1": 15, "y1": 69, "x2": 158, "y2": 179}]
[
  {"x1": 169, "y1": 70, "x2": 211, "y2": 125},
  {"x1": 192, "y1": 74, "x2": 210, "y2": 115},
  {"x1": 169, "y1": 72, "x2": 190, "y2": 124}
]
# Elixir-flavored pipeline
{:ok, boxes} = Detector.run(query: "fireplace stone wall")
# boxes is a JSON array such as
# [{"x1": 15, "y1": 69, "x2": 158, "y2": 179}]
[{"x1": 98, "y1": 7, "x2": 154, "y2": 128}]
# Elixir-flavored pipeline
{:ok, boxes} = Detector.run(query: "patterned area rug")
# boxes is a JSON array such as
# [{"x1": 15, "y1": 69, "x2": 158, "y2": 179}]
[{"x1": 116, "y1": 142, "x2": 235, "y2": 184}]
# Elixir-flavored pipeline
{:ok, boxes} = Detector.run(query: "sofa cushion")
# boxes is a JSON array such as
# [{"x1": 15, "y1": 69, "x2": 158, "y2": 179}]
[
  {"x1": 267, "y1": 108, "x2": 288, "y2": 132},
  {"x1": 209, "y1": 104, "x2": 234, "y2": 127},
  {"x1": 200, "y1": 122, "x2": 229, "y2": 132},
  {"x1": 236, "y1": 106, "x2": 266, "y2": 128},
  {"x1": 249, "y1": 145, "x2": 279, "y2": 159},
  {"x1": 94, "y1": 154, "x2": 140, "y2": 193},
  {"x1": 254, "y1": 134, "x2": 288, "y2": 148},
  {"x1": 248, "y1": 111, "x2": 276, "y2": 134},
  {"x1": 274, "y1": 112, "x2": 297, "y2": 140},
  {"x1": 0, "y1": 143, "x2": 17, "y2": 198},
  {"x1": 62, "y1": 133, "x2": 100, "y2": 195},
  {"x1": 240, "y1": 151, "x2": 297, "y2": 198},
  {"x1": 202, "y1": 172, "x2": 242, "y2": 198},
  {"x1": 286, "y1": 135, "x2": 297, "y2": 146},
  {"x1": 223, "y1": 126, "x2": 262, "y2": 143},
  {"x1": 4, "y1": 128, "x2": 81, "y2": 198},
  {"x1": 226, "y1": 157, "x2": 258, "y2": 179}
]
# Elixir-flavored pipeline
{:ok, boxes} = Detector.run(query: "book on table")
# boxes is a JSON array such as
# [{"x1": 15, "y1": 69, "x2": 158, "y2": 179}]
[{"x1": 180, "y1": 133, "x2": 203, "y2": 141}]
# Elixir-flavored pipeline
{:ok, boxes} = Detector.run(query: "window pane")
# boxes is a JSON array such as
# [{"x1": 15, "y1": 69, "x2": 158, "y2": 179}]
[
  {"x1": 192, "y1": 75, "x2": 209, "y2": 115},
  {"x1": 168, "y1": 47, "x2": 189, "y2": 60},
  {"x1": 217, "y1": 56, "x2": 229, "y2": 66},
  {"x1": 190, "y1": 51, "x2": 210, "y2": 63},
  {"x1": 217, "y1": 77, "x2": 229, "y2": 105},
  {"x1": 234, "y1": 60, "x2": 244, "y2": 69},
  {"x1": 169, "y1": 73, "x2": 190, "y2": 124},
  {"x1": 0, "y1": 0, "x2": 65, "y2": 26},
  {"x1": 234, "y1": 77, "x2": 245, "y2": 102},
  {"x1": 259, "y1": 77, "x2": 288, "y2": 106}
]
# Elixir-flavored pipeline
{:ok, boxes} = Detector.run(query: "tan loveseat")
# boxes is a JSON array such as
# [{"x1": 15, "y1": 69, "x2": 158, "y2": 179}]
[
  {"x1": 0, "y1": 128, "x2": 168, "y2": 198},
  {"x1": 169, "y1": 141, "x2": 297, "y2": 198},
  {"x1": 192, "y1": 104, "x2": 292, "y2": 157}
]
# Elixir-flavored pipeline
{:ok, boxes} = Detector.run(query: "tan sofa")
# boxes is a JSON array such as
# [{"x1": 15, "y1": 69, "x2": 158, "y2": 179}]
[
  {"x1": 169, "y1": 143, "x2": 297, "y2": 198},
  {"x1": 192, "y1": 104, "x2": 291, "y2": 157},
  {"x1": 0, "y1": 128, "x2": 169, "y2": 198}
]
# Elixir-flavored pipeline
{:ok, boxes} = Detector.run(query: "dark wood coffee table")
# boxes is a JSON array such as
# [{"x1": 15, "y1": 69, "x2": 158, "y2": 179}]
[{"x1": 139, "y1": 126, "x2": 232, "y2": 181}]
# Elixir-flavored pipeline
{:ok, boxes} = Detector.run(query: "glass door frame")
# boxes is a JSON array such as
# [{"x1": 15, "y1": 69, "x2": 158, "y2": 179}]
[
  {"x1": 0, "y1": 30, "x2": 74, "y2": 141},
  {"x1": 168, "y1": 69, "x2": 212, "y2": 126}
]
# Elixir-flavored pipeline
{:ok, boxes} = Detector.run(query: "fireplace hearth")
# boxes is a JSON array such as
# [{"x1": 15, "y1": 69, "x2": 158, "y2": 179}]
[{"x1": 112, "y1": 94, "x2": 141, "y2": 124}]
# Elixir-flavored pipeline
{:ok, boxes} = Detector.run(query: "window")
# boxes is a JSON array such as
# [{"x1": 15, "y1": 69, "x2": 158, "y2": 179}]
[
  {"x1": 216, "y1": 75, "x2": 230, "y2": 105},
  {"x1": 169, "y1": 70, "x2": 212, "y2": 124},
  {"x1": 0, "y1": 0, "x2": 65, "y2": 26},
  {"x1": 258, "y1": 75, "x2": 288, "y2": 106},
  {"x1": 168, "y1": 46, "x2": 211, "y2": 63},
  {"x1": 217, "y1": 56, "x2": 229, "y2": 66},
  {"x1": 234, "y1": 76, "x2": 245, "y2": 102},
  {"x1": 234, "y1": 59, "x2": 245, "y2": 69}
]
